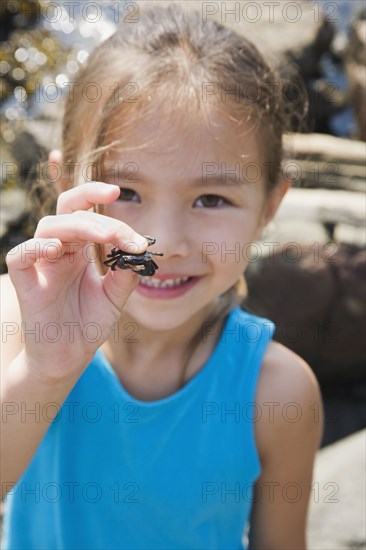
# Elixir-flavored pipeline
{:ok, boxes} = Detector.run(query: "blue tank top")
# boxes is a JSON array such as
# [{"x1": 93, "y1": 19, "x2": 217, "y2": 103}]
[{"x1": 2, "y1": 307, "x2": 275, "y2": 550}]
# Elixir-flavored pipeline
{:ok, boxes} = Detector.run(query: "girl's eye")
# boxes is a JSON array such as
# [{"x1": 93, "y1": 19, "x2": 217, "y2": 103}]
[
  {"x1": 118, "y1": 188, "x2": 140, "y2": 202},
  {"x1": 194, "y1": 194, "x2": 229, "y2": 208}
]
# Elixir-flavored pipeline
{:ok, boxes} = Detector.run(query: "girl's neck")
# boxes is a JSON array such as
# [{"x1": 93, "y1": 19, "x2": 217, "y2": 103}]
[{"x1": 100, "y1": 303, "x2": 224, "y2": 401}]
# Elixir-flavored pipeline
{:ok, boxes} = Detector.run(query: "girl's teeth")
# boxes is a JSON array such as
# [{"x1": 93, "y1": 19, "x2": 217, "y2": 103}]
[{"x1": 140, "y1": 276, "x2": 190, "y2": 288}]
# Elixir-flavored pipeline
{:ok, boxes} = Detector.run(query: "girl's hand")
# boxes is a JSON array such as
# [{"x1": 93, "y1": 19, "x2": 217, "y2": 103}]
[{"x1": 5, "y1": 182, "x2": 148, "y2": 384}]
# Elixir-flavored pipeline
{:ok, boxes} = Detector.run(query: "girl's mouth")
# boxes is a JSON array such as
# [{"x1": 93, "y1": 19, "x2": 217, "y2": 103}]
[
  {"x1": 139, "y1": 276, "x2": 190, "y2": 288},
  {"x1": 136, "y1": 275, "x2": 200, "y2": 299}
]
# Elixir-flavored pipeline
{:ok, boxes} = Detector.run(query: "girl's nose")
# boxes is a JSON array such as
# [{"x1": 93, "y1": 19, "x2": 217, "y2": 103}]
[{"x1": 143, "y1": 210, "x2": 191, "y2": 261}]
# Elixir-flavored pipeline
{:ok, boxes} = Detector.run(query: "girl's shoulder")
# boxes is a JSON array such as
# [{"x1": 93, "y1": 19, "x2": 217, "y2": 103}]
[
  {"x1": 259, "y1": 340, "x2": 320, "y2": 403},
  {"x1": 249, "y1": 342, "x2": 323, "y2": 547},
  {"x1": 255, "y1": 341, "x2": 323, "y2": 460},
  {"x1": 0, "y1": 273, "x2": 23, "y2": 369}
]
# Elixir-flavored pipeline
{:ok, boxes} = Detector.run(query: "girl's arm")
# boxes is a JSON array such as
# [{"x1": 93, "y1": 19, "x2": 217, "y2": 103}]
[
  {"x1": 1, "y1": 183, "x2": 148, "y2": 499},
  {"x1": 1, "y1": 276, "x2": 85, "y2": 499},
  {"x1": 248, "y1": 342, "x2": 324, "y2": 550}
]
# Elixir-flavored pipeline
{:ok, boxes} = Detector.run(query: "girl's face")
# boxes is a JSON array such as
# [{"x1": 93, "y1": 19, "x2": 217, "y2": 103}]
[{"x1": 102, "y1": 109, "x2": 278, "y2": 332}]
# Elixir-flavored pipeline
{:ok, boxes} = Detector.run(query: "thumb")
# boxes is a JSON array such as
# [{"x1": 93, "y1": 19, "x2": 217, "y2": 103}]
[{"x1": 102, "y1": 268, "x2": 140, "y2": 314}]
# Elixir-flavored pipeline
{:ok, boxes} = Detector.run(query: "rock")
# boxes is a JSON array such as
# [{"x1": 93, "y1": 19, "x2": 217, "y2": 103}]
[
  {"x1": 347, "y1": 61, "x2": 366, "y2": 141},
  {"x1": 244, "y1": 243, "x2": 366, "y2": 386},
  {"x1": 307, "y1": 429, "x2": 366, "y2": 549},
  {"x1": 270, "y1": 187, "x2": 366, "y2": 247},
  {"x1": 283, "y1": 132, "x2": 365, "y2": 163},
  {"x1": 0, "y1": 189, "x2": 26, "y2": 238},
  {"x1": 285, "y1": 16, "x2": 348, "y2": 133},
  {"x1": 153, "y1": 0, "x2": 322, "y2": 56},
  {"x1": 320, "y1": 382, "x2": 366, "y2": 447},
  {"x1": 345, "y1": 8, "x2": 366, "y2": 141},
  {"x1": 283, "y1": 133, "x2": 366, "y2": 192},
  {"x1": 9, "y1": 131, "x2": 47, "y2": 185},
  {"x1": 245, "y1": 129, "x2": 366, "y2": 447}
]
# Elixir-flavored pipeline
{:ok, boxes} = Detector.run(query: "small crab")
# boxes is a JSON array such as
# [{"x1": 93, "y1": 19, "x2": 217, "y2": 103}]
[{"x1": 103, "y1": 236, "x2": 164, "y2": 276}]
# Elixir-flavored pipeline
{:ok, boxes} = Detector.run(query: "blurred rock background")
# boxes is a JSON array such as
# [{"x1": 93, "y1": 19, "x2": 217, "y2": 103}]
[{"x1": 0, "y1": 1, "x2": 365, "y2": 546}]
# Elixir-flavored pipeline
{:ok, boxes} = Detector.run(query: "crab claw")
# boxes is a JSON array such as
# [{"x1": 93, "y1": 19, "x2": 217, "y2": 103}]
[{"x1": 144, "y1": 236, "x2": 156, "y2": 246}]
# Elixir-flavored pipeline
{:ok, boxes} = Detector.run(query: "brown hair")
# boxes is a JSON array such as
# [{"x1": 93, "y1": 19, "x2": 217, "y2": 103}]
[
  {"x1": 62, "y1": 4, "x2": 291, "y2": 188},
  {"x1": 32, "y1": 4, "x2": 301, "y2": 362}
]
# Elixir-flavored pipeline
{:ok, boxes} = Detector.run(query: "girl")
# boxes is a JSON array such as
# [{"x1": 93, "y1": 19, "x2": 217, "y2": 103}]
[{"x1": 1, "y1": 4, "x2": 323, "y2": 549}]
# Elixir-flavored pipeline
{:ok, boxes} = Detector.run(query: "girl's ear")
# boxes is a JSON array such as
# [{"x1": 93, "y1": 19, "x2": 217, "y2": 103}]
[
  {"x1": 255, "y1": 178, "x2": 291, "y2": 240},
  {"x1": 256, "y1": 177, "x2": 292, "y2": 238},
  {"x1": 48, "y1": 149, "x2": 68, "y2": 195}
]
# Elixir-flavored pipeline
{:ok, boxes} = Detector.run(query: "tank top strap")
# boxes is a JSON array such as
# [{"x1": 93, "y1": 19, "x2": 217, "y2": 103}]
[{"x1": 209, "y1": 306, "x2": 276, "y2": 411}]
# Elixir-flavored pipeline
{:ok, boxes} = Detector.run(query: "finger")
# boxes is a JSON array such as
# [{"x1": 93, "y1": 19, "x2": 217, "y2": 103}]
[
  {"x1": 48, "y1": 149, "x2": 63, "y2": 185},
  {"x1": 49, "y1": 149, "x2": 62, "y2": 163},
  {"x1": 56, "y1": 182, "x2": 120, "y2": 215},
  {"x1": 102, "y1": 268, "x2": 140, "y2": 315},
  {"x1": 6, "y1": 238, "x2": 62, "y2": 295},
  {"x1": 35, "y1": 212, "x2": 148, "y2": 253}
]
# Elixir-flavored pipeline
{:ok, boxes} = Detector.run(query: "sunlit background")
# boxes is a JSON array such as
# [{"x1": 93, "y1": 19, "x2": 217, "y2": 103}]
[{"x1": 1, "y1": 1, "x2": 365, "y2": 548}]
